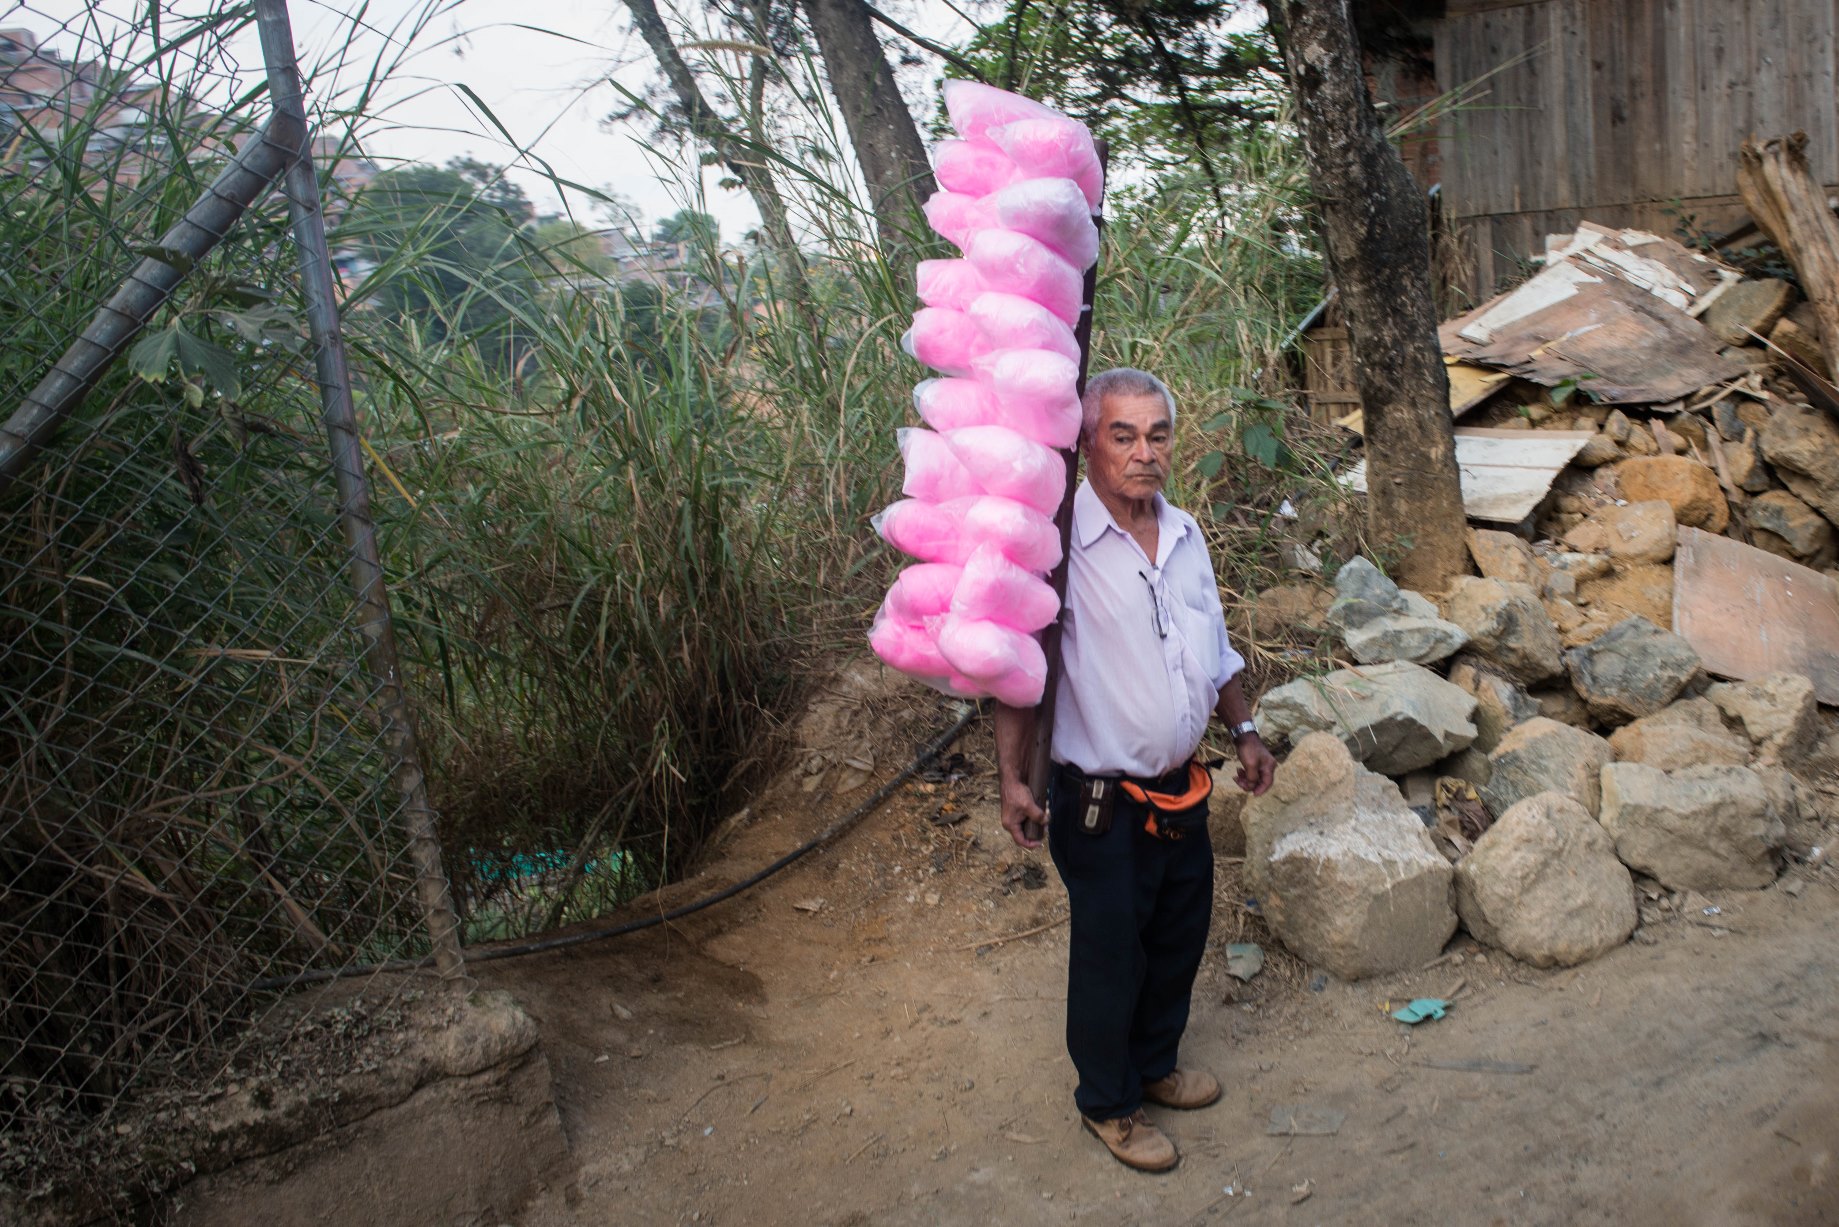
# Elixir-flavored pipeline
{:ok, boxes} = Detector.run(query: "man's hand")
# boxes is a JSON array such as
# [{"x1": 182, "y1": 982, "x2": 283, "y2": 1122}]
[
  {"x1": 1234, "y1": 734, "x2": 1276, "y2": 796},
  {"x1": 1000, "y1": 776, "x2": 1046, "y2": 849}
]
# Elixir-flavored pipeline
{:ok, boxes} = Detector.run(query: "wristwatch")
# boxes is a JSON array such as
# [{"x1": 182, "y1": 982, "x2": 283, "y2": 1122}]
[{"x1": 1229, "y1": 720, "x2": 1259, "y2": 742}]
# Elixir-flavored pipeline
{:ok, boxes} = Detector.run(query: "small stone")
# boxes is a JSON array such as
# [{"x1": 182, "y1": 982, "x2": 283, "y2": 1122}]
[
  {"x1": 1440, "y1": 577, "x2": 1565, "y2": 684},
  {"x1": 1604, "y1": 409, "x2": 1633, "y2": 444},
  {"x1": 1456, "y1": 792, "x2": 1637, "y2": 968},
  {"x1": 1481, "y1": 717, "x2": 1615, "y2": 817},
  {"x1": 1623, "y1": 428, "x2": 1661, "y2": 457},
  {"x1": 1251, "y1": 584, "x2": 1335, "y2": 639},
  {"x1": 1711, "y1": 398, "x2": 1749, "y2": 442},
  {"x1": 1344, "y1": 612, "x2": 1470, "y2": 666},
  {"x1": 1543, "y1": 571, "x2": 1578, "y2": 602},
  {"x1": 1564, "y1": 616, "x2": 1704, "y2": 726},
  {"x1": 1547, "y1": 551, "x2": 1613, "y2": 582},
  {"x1": 1466, "y1": 529, "x2": 1543, "y2": 588},
  {"x1": 1600, "y1": 763, "x2": 1789, "y2": 891},
  {"x1": 1531, "y1": 685, "x2": 1594, "y2": 728},
  {"x1": 1761, "y1": 406, "x2": 1839, "y2": 524},
  {"x1": 1770, "y1": 306, "x2": 1829, "y2": 376},
  {"x1": 1724, "y1": 429, "x2": 1773, "y2": 494},
  {"x1": 1563, "y1": 501, "x2": 1676, "y2": 565},
  {"x1": 1667, "y1": 413, "x2": 1710, "y2": 451},
  {"x1": 1572, "y1": 433, "x2": 1624, "y2": 467},
  {"x1": 1617, "y1": 456, "x2": 1729, "y2": 533},
  {"x1": 1447, "y1": 658, "x2": 1540, "y2": 753},
  {"x1": 1700, "y1": 277, "x2": 1796, "y2": 346},
  {"x1": 1279, "y1": 543, "x2": 1324, "y2": 575},
  {"x1": 1325, "y1": 557, "x2": 1407, "y2": 632},
  {"x1": 1746, "y1": 491, "x2": 1836, "y2": 565}
]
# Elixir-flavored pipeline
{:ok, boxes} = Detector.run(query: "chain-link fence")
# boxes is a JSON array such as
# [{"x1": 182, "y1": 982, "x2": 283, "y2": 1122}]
[{"x1": 0, "y1": 0, "x2": 463, "y2": 1202}]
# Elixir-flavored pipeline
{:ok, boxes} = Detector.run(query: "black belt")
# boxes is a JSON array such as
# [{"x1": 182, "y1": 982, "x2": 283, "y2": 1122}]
[{"x1": 1054, "y1": 760, "x2": 1193, "y2": 795}]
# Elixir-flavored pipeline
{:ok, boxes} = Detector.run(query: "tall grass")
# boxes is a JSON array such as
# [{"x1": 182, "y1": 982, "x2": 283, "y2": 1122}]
[{"x1": 0, "y1": 4, "x2": 1339, "y2": 1113}]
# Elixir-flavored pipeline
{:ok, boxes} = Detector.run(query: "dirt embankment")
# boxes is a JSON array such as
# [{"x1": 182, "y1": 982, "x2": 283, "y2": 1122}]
[{"x1": 469, "y1": 669, "x2": 1839, "y2": 1227}]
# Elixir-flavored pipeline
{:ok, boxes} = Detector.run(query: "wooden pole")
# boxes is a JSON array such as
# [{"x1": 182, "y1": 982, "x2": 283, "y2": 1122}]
[{"x1": 1024, "y1": 143, "x2": 1108, "y2": 835}]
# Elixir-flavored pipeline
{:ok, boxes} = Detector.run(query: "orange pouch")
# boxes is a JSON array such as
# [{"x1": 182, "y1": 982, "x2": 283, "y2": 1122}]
[{"x1": 1119, "y1": 760, "x2": 1212, "y2": 840}]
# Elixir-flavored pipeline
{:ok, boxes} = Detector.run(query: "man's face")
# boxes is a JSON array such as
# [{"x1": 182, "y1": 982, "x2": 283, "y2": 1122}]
[{"x1": 1086, "y1": 391, "x2": 1172, "y2": 504}]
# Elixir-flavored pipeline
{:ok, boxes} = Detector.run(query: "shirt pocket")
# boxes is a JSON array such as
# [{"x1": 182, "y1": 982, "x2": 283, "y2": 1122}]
[{"x1": 1170, "y1": 577, "x2": 1224, "y2": 681}]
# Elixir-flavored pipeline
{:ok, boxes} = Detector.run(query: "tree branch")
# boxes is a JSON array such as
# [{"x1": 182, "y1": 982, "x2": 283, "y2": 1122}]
[{"x1": 860, "y1": 1, "x2": 987, "y2": 79}]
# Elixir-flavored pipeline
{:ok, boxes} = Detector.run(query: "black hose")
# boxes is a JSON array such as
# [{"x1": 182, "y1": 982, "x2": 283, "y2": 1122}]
[{"x1": 249, "y1": 705, "x2": 981, "y2": 991}]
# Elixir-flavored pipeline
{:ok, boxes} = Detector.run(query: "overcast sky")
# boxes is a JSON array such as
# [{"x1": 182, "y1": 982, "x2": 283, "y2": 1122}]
[{"x1": 10, "y1": 0, "x2": 981, "y2": 241}]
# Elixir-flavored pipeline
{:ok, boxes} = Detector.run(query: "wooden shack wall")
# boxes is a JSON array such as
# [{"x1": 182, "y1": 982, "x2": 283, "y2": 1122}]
[{"x1": 1436, "y1": 0, "x2": 1839, "y2": 301}]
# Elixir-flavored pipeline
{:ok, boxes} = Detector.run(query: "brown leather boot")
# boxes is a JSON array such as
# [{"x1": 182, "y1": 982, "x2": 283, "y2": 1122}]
[
  {"x1": 1081, "y1": 1108, "x2": 1179, "y2": 1172},
  {"x1": 1142, "y1": 1067, "x2": 1221, "y2": 1110}
]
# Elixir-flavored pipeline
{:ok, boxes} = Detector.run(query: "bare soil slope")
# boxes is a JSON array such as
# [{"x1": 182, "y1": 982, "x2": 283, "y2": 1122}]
[{"x1": 489, "y1": 671, "x2": 1839, "y2": 1227}]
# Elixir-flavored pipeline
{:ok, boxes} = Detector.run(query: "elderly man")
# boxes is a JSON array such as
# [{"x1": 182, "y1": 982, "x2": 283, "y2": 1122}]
[{"x1": 994, "y1": 367, "x2": 1275, "y2": 1173}]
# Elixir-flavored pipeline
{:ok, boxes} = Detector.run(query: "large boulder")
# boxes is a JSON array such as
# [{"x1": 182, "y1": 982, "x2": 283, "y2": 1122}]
[
  {"x1": 1617, "y1": 456, "x2": 1729, "y2": 533},
  {"x1": 1705, "y1": 672, "x2": 1820, "y2": 766},
  {"x1": 1455, "y1": 792, "x2": 1638, "y2": 968},
  {"x1": 1255, "y1": 660, "x2": 1478, "y2": 775},
  {"x1": 1607, "y1": 698, "x2": 1751, "y2": 771},
  {"x1": 1561, "y1": 501, "x2": 1677, "y2": 565},
  {"x1": 1481, "y1": 717, "x2": 1614, "y2": 817},
  {"x1": 1599, "y1": 763, "x2": 1789, "y2": 891},
  {"x1": 1241, "y1": 731, "x2": 1356, "y2": 896},
  {"x1": 1344, "y1": 612, "x2": 1469, "y2": 666},
  {"x1": 1440, "y1": 577, "x2": 1565, "y2": 685},
  {"x1": 1257, "y1": 737, "x2": 1457, "y2": 979},
  {"x1": 1207, "y1": 773, "x2": 1248, "y2": 858},
  {"x1": 1564, "y1": 617, "x2": 1704, "y2": 725},
  {"x1": 1760, "y1": 406, "x2": 1839, "y2": 524},
  {"x1": 1448, "y1": 658, "x2": 1539, "y2": 753}
]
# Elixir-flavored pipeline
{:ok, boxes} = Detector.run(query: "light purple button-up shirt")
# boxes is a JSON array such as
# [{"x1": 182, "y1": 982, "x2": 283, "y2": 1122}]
[{"x1": 1050, "y1": 479, "x2": 1245, "y2": 778}]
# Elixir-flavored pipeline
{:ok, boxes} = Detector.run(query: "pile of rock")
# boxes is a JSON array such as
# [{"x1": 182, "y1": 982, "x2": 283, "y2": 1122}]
[{"x1": 1244, "y1": 556, "x2": 1835, "y2": 980}]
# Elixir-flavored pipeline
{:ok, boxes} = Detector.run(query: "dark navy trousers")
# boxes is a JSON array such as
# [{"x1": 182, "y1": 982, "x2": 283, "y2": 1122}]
[{"x1": 1046, "y1": 766, "x2": 1215, "y2": 1122}]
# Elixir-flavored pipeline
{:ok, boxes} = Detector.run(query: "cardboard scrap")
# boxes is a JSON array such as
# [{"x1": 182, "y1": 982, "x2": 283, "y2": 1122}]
[
  {"x1": 1339, "y1": 427, "x2": 1595, "y2": 525},
  {"x1": 1440, "y1": 224, "x2": 1746, "y2": 405},
  {"x1": 1672, "y1": 527, "x2": 1839, "y2": 705}
]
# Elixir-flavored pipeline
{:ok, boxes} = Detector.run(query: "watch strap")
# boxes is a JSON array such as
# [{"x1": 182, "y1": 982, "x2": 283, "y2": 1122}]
[{"x1": 1230, "y1": 720, "x2": 1259, "y2": 741}]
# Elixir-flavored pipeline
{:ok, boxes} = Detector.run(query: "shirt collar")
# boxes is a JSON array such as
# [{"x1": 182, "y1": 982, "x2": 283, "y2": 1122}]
[{"x1": 1072, "y1": 479, "x2": 1187, "y2": 559}]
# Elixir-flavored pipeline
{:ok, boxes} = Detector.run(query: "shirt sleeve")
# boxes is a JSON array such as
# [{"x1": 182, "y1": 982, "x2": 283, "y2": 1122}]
[{"x1": 1213, "y1": 618, "x2": 1246, "y2": 691}]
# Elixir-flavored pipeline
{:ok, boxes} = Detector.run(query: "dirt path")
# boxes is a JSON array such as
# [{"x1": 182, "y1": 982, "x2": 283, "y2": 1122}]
[{"x1": 488, "y1": 690, "x2": 1839, "y2": 1227}]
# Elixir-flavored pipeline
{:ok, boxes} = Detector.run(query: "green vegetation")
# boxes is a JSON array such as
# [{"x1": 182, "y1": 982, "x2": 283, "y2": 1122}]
[{"x1": 0, "y1": 6, "x2": 1336, "y2": 1002}]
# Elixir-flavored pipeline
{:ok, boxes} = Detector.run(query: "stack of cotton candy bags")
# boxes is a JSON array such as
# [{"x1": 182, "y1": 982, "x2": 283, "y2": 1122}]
[{"x1": 869, "y1": 81, "x2": 1102, "y2": 707}]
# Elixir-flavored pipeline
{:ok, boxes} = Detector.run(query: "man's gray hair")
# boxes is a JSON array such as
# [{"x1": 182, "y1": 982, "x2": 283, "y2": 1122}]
[{"x1": 1080, "y1": 367, "x2": 1178, "y2": 443}]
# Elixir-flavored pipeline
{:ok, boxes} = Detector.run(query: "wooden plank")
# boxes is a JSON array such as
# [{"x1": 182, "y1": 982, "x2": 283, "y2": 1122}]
[
  {"x1": 1333, "y1": 360, "x2": 1512, "y2": 434},
  {"x1": 1673, "y1": 526, "x2": 1839, "y2": 704},
  {"x1": 1340, "y1": 428, "x2": 1595, "y2": 524}
]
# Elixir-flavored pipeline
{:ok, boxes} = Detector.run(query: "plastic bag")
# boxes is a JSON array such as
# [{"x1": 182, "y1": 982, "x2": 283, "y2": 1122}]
[
  {"x1": 875, "y1": 495, "x2": 1061, "y2": 571},
  {"x1": 886, "y1": 562, "x2": 964, "y2": 622},
  {"x1": 935, "y1": 613, "x2": 1049, "y2": 707},
  {"x1": 989, "y1": 118, "x2": 1103, "y2": 208},
  {"x1": 942, "y1": 78, "x2": 1061, "y2": 143},
  {"x1": 915, "y1": 259, "x2": 989, "y2": 311},
  {"x1": 912, "y1": 377, "x2": 1003, "y2": 434},
  {"x1": 901, "y1": 307, "x2": 991, "y2": 376},
  {"x1": 942, "y1": 424, "x2": 1065, "y2": 516},
  {"x1": 989, "y1": 178, "x2": 1100, "y2": 268},
  {"x1": 970, "y1": 348, "x2": 1083, "y2": 449},
  {"x1": 951, "y1": 543, "x2": 1058, "y2": 631},
  {"x1": 868, "y1": 600, "x2": 952, "y2": 679},
  {"x1": 967, "y1": 292, "x2": 1079, "y2": 363},
  {"x1": 898, "y1": 427, "x2": 982, "y2": 503},
  {"x1": 935, "y1": 139, "x2": 1022, "y2": 196},
  {"x1": 922, "y1": 189, "x2": 997, "y2": 251},
  {"x1": 967, "y1": 229, "x2": 1084, "y2": 325}
]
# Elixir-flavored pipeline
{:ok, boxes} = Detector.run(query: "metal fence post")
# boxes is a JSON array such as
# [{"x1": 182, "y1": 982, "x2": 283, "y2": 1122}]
[{"x1": 253, "y1": 0, "x2": 467, "y2": 981}]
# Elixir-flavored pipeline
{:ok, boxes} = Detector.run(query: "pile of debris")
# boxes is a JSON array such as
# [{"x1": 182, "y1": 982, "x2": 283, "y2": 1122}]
[{"x1": 1238, "y1": 217, "x2": 1839, "y2": 981}]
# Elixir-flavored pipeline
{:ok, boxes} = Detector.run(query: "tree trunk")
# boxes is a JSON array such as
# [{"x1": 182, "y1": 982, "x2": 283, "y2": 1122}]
[
  {"x1": 622, "y1": 0, "x2": 806, "y2": 281},
  {"x1": 1267, "y1": 0, "x2": 1467, "y2": 591},
  {"x1": 1738, "y1": 133, "x2": 1839, "y2": 378},
  {"x1": 800, "y1": 0, "x2": 937, "y2": 261}
]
